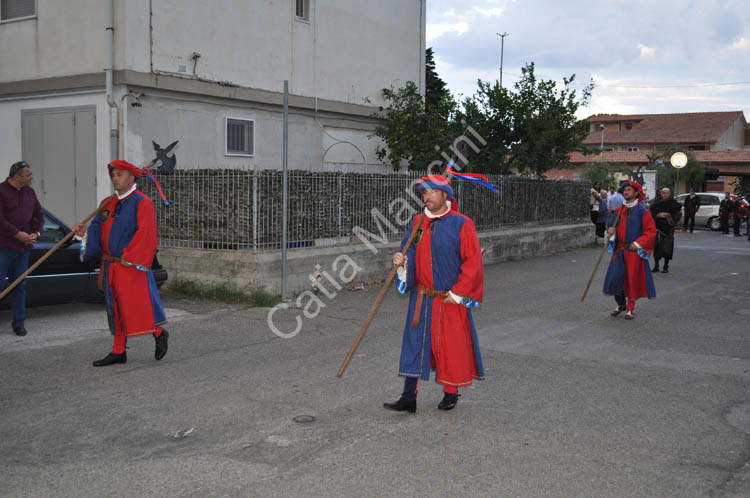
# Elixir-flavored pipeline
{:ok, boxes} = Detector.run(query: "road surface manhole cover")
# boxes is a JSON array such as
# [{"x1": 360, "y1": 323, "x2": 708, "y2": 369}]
[{"x1": 293, "y1": 415, "x2": 316, "y2": 424}]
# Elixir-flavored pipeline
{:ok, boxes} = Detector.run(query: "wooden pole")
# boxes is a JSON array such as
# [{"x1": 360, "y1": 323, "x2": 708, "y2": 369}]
[
  {"x1": 580, "y1": 207, "x2": 624, "y2": 302},
  {"x1": 336, "y1": 213, "x2": 425, "y2": 377},
  {"x1": 0, "y1": 200, "x2": 111, "y2": 302}
]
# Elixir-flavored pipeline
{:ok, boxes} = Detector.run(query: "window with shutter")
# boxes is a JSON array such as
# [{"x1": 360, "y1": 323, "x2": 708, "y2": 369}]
[
  {"x1": 1, "y1": 0, "x2": 36, "y2": 21},
  {"x1": 225, "y1": 118, "x2": 254, "y2": 156}
]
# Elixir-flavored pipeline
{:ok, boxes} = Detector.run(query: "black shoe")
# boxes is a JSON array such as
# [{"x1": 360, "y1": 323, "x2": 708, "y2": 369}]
[
  {"x1": 383, "y1": 396, "x2": 416, "y2": 413},
  {"x1": 93, "y1": 352, "x2": 127, "y2": 367},
  {"x1": 154, "y1": 329, "x2": 169, "y2": 360},
  {"x1": 438, "y1": 393, "x2": 460, "y2": 411},
  {"x1": 13, "y1": 326, "x2": 27, "y2": 336},
  {"x1": 652, "y1": 266, "x2": 659, "y2": 273},
  {"x1": 662, "y1": 267, "x2": 669, "y2": 273}
]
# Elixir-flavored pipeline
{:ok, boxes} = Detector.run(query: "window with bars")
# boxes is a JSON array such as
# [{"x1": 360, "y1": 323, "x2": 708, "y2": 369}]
[
  {"x1": 225, "y1": 118, "x2": 254, "y2": 156},
  {"x1": 1, "y1": 0, "x2": 36, "y2": 21},
  {"x1": 295, "y1": 0, "x2": 309, "y2": 21}
]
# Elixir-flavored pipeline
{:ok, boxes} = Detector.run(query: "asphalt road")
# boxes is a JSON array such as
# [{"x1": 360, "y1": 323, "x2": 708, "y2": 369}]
[{"x1": 1, "y1": 229, "x2": 748, "y2": 498}]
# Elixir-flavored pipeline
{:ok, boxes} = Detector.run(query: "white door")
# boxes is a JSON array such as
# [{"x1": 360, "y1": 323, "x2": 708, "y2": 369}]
[{"x1": 21, "y1": 106, "x2": 97, "y2": 226}]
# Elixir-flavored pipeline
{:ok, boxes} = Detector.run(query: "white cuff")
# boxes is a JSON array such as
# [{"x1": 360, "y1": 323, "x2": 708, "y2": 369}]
[
  {"x1": 633, "y1": 241, "x2": 642, "y2": 250},
  {"x1": 448, "y1": 290, "x2": 463, "y2": 304}
]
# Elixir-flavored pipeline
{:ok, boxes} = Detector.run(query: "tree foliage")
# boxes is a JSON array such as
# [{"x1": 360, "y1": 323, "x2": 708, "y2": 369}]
[
  {"x1": 425, "y1": 47, "x2": 450, "y2": 117},
  {"x1": 373, "y1": 59, "x2": 594, "y2": 175},
  {"x1": 372, "y1": 81, "x2": 461, "y2": 171},
  {"x1": 647, "y1": 146, "x2": 705, "y2": 190},
  {"x1": 580, "y1": 161, "x2": 632, "y2": 189}
]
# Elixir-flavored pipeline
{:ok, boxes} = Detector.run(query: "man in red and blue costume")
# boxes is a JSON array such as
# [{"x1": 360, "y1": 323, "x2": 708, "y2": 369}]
[
  {"x1": 602, "y1": 180, "x2": 657, "y2": 320},
  {"x1": 73, "y1": 160, "x2": 168, "y2": 366},
  {"x1": 384, "y1": 174, "x2": 484, "y2": 413}
]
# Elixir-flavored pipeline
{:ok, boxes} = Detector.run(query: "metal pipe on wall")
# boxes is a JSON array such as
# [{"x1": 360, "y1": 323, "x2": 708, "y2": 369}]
[
  {"x1": 106, "y1": 0, "x2": 118, "y2": 161},
  {"x1": 281, "y1": 80, "x2": 289, "y2": 300}
]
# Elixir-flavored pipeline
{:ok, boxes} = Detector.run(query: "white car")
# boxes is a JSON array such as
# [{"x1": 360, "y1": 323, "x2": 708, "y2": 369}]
[{"x1": 676, "y1": 192, "x2": 748, "y2": 231}]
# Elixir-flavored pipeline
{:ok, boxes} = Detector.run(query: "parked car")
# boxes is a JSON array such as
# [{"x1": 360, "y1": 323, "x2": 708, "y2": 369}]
[
  {"x1": 1, "y1": 207, "x2": 167, "y2": 307},
  {"x1": 675, "y1": 192, "x2": 748, "y2": 231}
]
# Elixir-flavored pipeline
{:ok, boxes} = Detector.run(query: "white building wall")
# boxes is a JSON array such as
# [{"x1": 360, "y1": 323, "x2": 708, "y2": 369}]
[
  {"x1": 135, "y1": 0, "x2": 423, "y2": 106},
  {"x1": 0, "y1": 0, "x2": 106, "y2": 82},
  {"x1": 124, "y1": 92, "x2": 387, "y2": 172},
  {"x1": 713, "y1": 114, "x2": 747, "y2": 150},
  {"x1": 0, "y1": 92, "x2": 114, "y2": 203}
]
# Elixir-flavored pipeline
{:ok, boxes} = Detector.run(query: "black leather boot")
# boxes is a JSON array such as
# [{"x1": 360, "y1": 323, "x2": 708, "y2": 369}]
[
  {"x1": 383, "y1": 396, "x2": 417, "y2": 413},
  {"x1": 93, "y1": 352, "x2": 127, "y2": 367},
  {"x1": 154, "y1": 329, "x2": 169, "y2": 360},
  {"x1": 438, "y1": 393, "x2": 460, "y2": 410}
]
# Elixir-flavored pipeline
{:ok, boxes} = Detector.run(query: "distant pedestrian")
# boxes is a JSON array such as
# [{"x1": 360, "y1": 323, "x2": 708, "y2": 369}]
[
  {"x1": 650, "y1": 188, "x2": 682, "y2": 273},
  {"x1": 603, "y1": 180, "x2": 656, "y2": 320},
  {"x1": 730, "y1": 195, "x2": 743, "y2": 236},
  {"x1": 72, "y1": 160, "x2": 169, "y2": 366},
  {"x1": 596, "y1": 191, "x2": 609, "y2": 242},
  {"x1": 590, "y1": 181, "x2": 605, "y2": 239},
  {"x1": 607, "y1": 184, "x2": 625, "y2": 225},
  {"x1": 0, "y1": 161, "x2": 44, "y2": 336},
  {"x1": 719, "y1": 193, "x2": 731, "y2": 234},
  {"x1": 683, "y1": 189, "x2": 700, "y2": 233}
]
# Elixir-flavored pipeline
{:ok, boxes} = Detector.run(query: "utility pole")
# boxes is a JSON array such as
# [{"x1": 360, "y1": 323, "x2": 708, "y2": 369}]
[{"x1": 496, "y1": 32, "x2": 509, "y2": 88}]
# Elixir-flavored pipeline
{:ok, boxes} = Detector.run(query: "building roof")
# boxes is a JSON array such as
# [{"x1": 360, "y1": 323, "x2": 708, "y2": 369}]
[
  {"x1": 570, "y1": 149, "x2": 750, "y2": 165},
  {"x1": 583, "y1": 111, "x2": 745, "y2": 146}
]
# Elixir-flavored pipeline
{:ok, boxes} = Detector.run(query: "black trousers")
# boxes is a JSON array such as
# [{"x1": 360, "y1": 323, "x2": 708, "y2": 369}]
[
  {"x1": 684, "y1": 212, "x2": 696, "y2": 232},
  {"x1": 721, "y1": 215, "x2": 730, "y2": 234},
  {"x1": 734, "y1": 217, "x2": 742, "y2": 236}
]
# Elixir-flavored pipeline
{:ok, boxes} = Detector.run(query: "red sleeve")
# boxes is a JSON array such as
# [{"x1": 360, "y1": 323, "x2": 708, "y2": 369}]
[
  {"x1": 451, "y1": 218, "x2": 484, "y2": 303},
  {"x1": 636, "y1": 209, "x2": 657, "y2": 254},
  {"x1": 122, "y1": 196, "x2": 158, "y2": 267}
]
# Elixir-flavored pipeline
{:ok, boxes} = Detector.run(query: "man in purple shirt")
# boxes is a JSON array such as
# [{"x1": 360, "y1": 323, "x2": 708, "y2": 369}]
[{"x1": 0, "y1": 161, "x2": 44, "y2": 336}]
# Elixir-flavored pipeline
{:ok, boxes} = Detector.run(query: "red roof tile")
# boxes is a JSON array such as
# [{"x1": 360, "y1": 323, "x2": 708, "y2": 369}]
[{"x1": 583, "y1": 111, "x2": 745, "y2": 146}]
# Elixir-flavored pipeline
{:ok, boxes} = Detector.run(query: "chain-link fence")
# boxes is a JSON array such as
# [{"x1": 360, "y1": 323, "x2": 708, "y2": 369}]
[{"x1": 140, "y1": 169, "x2": 590, "y2": 251}]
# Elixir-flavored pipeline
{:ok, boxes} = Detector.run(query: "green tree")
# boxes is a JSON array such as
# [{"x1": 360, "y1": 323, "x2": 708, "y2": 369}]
[
  {"x1": 458, "y1": 63, "x2": 594, "y2": 176},
  {"x1": 372, "y1": 81, "x2": 461, "y2": 171},
  {"x1": 581, "y1": 161, "x2": 632, "y2": 188},
  {"x1": 425, "y1": 47, "x2": 450, "y2": 117},
  {"x1": 647, "y1": 146, "x2": 705, "y2": 191}
]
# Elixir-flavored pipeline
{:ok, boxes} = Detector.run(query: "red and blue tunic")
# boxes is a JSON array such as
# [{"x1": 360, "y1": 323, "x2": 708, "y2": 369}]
[
  {"x1": 396, "y1": 207, "x2": 485, "y2": 388},
  {"x1": 602, "y1": 202, "x2": 657, "y2": 300},
  {"x1": 81, "y1": 189, "x2": 166, "y2": 337}
]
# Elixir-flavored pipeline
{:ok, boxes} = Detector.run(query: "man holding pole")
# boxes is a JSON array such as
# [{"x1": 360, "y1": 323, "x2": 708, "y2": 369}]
[
  {"x1": 384, "y1": 174, "x2": 484, "y2": 413},
  {"x1": 72, "y1": 160, "x2": 168, "y2": 366},
  {"x1": 0, "y1": 161, "x2": 43, "y2": 336},
  {"x1": 603, "y1": 180, "x2": 657, "y2": 320}
]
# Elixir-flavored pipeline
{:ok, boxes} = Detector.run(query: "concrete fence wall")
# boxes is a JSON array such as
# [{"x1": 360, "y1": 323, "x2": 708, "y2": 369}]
[{"x1": 159, "y1": 222, "x2": 594, "y2": 296}]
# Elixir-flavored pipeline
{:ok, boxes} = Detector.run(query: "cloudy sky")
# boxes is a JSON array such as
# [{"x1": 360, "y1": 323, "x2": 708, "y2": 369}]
[{"x1": 426, "y1": 0, "x2": 750, "y2": 119}]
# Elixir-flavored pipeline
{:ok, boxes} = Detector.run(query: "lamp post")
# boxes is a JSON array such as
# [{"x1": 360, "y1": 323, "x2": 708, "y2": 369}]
[
  {"x1": 597, "y1": 123, "x2": 605, "y2": 159},
  {"x1": 496, "y1": 32, "x2": 509, "y2": 88}
]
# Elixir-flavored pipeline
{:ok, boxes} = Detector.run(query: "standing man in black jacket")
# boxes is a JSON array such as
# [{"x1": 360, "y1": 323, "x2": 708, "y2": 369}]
[
  {"x1": 730, "y1": 195, "x2": 743, "y2": 236},
  {"x1": 650, "y1": 188, "x2": 682, "y2": 273},
  {"x1": 719, "y1": 193, "x2": 731, "y2": 234},
  {"x1": 682, "y1": 189, "x2": 700, "y2": 234}
]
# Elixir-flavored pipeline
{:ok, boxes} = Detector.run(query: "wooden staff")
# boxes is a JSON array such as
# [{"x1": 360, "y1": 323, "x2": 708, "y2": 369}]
[
  {"x1": 580, "y1": 206, "x2": 625, "y2": 302},
  {"x1": 337, "y1": 213, "x2": 425, "y2": 377},
  {"x1": 0, "y1": 198, "x2": 112, "y2": 302}
]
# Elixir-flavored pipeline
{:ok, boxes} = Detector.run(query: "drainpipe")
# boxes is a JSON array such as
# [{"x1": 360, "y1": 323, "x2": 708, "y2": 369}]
[{"x1": 106, "y1": 0, "x2": 118, "y2": 161}]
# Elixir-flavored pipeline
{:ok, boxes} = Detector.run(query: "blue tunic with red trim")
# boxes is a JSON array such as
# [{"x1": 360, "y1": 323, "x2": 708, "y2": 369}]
[
  {"x1": 81, "y1": 190, "x2": 166, "y2": 336},
  {"x1": 602, "y1": 203, "x2": 657, "y2": 300},
  {"x1": 396, "y1": 207, "x2": 485, "y2": 387}
]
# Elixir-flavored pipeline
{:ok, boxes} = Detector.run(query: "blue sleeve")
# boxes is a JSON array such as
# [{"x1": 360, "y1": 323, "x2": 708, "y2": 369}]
[
  {"x1": 396, "y1": 217, "x2": 418, "y2": 294},
  {"x1": 81, "y1": 212, "x2": 103, "y2": 262}
]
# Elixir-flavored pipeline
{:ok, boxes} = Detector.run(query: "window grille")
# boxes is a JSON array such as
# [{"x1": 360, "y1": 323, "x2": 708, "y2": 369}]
[
  {"x1": 295, "y1": 0, "x2": 309, "y2": 21},
  {"x1": 225, "y1": 118, "x2": 254, "y2": 156},
  {"x1": 1, "y1": 0, "x2": 36, "y2": 21}
]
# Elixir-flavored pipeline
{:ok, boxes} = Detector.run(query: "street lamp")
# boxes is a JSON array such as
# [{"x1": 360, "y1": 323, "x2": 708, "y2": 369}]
[
  {"x1": 496, "y1": 32, "x2": 509, "y2": 88},
  {"x1": 597, "y1": 123, "x2": 605, "y2": 158}
]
